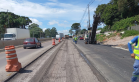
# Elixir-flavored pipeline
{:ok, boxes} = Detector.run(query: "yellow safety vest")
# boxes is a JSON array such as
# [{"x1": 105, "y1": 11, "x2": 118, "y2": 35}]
[
  {"x1": 74, "y1": 37, "x2": 77, "y2": 41},
  {"x1": 134, "y1": 36, "x2": 139, "y2": 60}
]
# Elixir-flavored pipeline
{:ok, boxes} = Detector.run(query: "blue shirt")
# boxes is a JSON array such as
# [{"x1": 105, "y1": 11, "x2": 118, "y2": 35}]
[{"x1": 128, "y1": 36, "x2": 138, "y2": 54}]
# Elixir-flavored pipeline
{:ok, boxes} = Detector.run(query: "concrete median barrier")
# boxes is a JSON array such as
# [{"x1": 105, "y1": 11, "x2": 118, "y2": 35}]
[{"x1": 0, "y1": 38, "x2": 51, "y2": 50}]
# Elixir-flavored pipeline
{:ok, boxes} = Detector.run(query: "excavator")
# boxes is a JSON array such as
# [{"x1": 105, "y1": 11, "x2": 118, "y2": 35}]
[{"x1": 84, "y1": 14, "x2": 100, "y2": 44}]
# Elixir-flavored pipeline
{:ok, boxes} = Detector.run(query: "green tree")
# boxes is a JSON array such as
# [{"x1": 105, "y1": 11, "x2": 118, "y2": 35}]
[
  {"x1": 45, "y1": 28, "x2": 51, "y2": 38},
  {"x1": 71, "y1": 23, "x2": 81, "y2": 35},
  {"x1": 51, "y1": 27, "x2": 58, "y2": 37},
  {"x1": 101, "y1": 4, "x2": 121, "y2": 27},
  {"x1": 95, "y1": 4, "x2": 107, "y2": 23},
  {"x1": 28, "y1": 23, "x2": 39, "y2": 30},
  {"x1": 69, "y1": 29, "x2": 74, "y2": 35},
  {"x1": 80, "y1": 29, "x2": 87, "y2": 34}
]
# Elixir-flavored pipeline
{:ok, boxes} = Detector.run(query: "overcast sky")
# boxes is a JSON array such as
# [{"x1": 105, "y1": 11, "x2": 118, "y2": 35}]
[{"x1": 0, "y1": 0, "x2": 110, "y2": 35}]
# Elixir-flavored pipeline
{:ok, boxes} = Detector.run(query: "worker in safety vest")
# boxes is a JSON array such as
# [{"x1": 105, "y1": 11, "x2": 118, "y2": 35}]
[
  {"x1": 73, "y1": 36, "x2": 75, "y2": 42},
  {"x1": 128, "y1": 36, "x2": 139, "y2": 82},
  {"x1": 74, "y1": 36, "x2": 78, "y2": 44}
]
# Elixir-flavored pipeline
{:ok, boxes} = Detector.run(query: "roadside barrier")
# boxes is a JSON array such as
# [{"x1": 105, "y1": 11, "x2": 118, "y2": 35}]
[
  {"x1": 52, "y1": 39, "x2": 55, "y2": 45},
  {"x1": 5, "y1": 45, "x2": 22, "y2": 72},
  {"x1": 59, "y1": 38, "x2": 60, "y2": 42}
]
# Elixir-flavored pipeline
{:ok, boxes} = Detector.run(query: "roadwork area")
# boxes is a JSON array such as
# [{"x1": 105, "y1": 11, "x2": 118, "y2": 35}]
[{"x1": 40, "y1": 40, "x2": 99, "y2": 82}]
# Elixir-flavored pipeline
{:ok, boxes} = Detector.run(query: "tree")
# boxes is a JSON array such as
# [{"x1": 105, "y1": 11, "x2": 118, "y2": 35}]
[
  {"x1": 69, "y1": 29, "x2": 74, "y2": 35},
  {"x1": 28, "y1": 23, "x2": 39, "y2": 30},
  {"x1": 45, "y1": 28, "x2": 51, "y2": 38},
  {"x1": 101, "y1": 4, "x2": 121, "y2": 27},
  {"x1": 51, "y1": 27, "x2": 58, "y2": 37},
  {"x1": 71, "y1": 23, "x2": 81, "y2": 35},
  {"x1": 95, "y1": 4, "x2": 107, "y2": 23},
  {"x1": 117, "y1": 0, "x2": 139, "y2": 18},
  {"x1": 80, "y1": 29, "x2": 87, "y2": 34}
]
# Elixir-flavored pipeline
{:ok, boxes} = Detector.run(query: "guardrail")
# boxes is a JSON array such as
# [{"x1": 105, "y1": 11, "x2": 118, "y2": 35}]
[{"x1": 0, "y1": 38, "x2": 51, "y2": 49}]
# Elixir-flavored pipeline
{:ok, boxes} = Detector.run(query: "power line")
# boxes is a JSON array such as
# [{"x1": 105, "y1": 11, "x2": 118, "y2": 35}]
[
  {"x1": 80, "y1": 0, "x2": 96, "y2": 24},
  {"x1": 79, "y1": 7, "x2": 88, "y2": 24}
]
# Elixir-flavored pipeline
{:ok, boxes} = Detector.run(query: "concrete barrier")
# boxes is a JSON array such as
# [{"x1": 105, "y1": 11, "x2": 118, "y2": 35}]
[{"x1": 0, "y1": 38, "x2": 51, "y2": 49}]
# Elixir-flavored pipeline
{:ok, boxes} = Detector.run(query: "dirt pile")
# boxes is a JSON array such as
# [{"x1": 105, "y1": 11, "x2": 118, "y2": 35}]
[{"x1": 103, "y1": 34, "x2": 136, "y2": 48}]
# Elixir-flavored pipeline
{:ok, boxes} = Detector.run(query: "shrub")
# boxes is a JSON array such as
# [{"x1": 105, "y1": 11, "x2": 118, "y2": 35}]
[
  {"x1": 96, "y1": 34, "x2": 106, "y2": 42},
  {"x1": 111, "y1": 15, "x2": 139, "y2": 31},
  {"x1": 121, "y1": 30, "x2": 139, "y2": 39}
]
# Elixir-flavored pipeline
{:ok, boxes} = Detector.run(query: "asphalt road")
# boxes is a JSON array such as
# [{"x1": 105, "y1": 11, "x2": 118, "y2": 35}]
[
  {"x1": 40, "y1": 40, "x2": 99, "y2": 82},
  {"x1": 75, "y1": 39, "x2": 134, "y2": 82},
  {"x1": 0, "y1": 40, "x2": 59, "y2": 81}
]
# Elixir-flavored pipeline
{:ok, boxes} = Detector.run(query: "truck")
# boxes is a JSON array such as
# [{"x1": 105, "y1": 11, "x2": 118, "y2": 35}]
[
  {"x1": 65, "y1": 35, "x2": 69, "y2": 39},
  {"x1": 1, "y1": 28, "x2": 30, "y2": 40},
  {"x1": 56, "y1": 33, "x2": 64, "y2": 40}
]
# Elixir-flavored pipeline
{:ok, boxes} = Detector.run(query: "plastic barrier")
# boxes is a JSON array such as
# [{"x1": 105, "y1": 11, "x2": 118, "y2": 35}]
[
  {"x1": 5, "y1": 45, "x2": 22, "y2": 72},
  {"x1": 59, "y1": 38, "x2": 60, "y2": 42},
  {"x1": 52, "y1": 39, "x2": 55, "y2": 45}
]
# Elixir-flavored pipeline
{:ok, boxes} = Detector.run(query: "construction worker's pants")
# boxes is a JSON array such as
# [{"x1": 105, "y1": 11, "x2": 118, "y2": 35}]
[
  {"x1": 132, "y1": 59, "x2": 139, "y2": 82},
  {"x1": 73, "y1": 39, "x2": 74, "y2": 42},
  {"x1": 75, "y1": 40, "x2": 77, "y2": 44}
]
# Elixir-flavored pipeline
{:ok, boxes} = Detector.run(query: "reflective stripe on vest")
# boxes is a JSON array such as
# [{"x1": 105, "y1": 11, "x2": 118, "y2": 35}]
[{"x1": 134, "y1": 36, "x2": 139, "y2": 60}]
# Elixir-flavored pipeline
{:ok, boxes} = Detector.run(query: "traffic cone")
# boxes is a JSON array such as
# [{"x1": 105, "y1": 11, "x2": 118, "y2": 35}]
[
  {"x1": 52, "y1": 39, "x2": 55, "y2": 45},
  {"x1": 59, "y1": 38, "x2": 60, "y2": 42},
  {"x1": 5, "y1": 45, "x2": 22, "y2": 72}
]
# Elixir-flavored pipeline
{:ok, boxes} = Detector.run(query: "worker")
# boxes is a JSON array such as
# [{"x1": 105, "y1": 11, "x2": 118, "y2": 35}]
[
  {"x1": 73, "y1": 36, "x2": 74, "y2": 42},
  {"x1": 128, "y1": 36, "x2": 139, "y2": 82},
  {"x1": 74, "y1": 36, "x2": 78, "y2": 44}
]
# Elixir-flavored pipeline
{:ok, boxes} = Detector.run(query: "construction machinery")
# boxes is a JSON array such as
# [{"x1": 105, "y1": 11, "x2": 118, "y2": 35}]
[{"x1": 84, "y1": 14, "x2": 100, "y2": 44}]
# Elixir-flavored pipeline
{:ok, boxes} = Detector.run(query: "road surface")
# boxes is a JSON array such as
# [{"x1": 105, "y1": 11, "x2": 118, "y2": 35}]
[
  {"x1": 0, "y1": 40, "x2": 59, "y2": 81},
  {"x1": 75, "y1": 39, "x2": 134, "y2": 82}
]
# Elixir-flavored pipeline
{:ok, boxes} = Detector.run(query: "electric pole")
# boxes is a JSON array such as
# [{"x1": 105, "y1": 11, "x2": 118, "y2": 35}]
[{"x1": 88, "y1": 4, "x2": 90, "y2": 29}]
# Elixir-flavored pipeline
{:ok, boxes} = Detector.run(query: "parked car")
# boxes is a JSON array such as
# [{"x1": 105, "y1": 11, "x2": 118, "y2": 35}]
[
  {"x1": 79, "y1": 37, "x2": 84, "y2": 40},
  {"x1": 23, "y1": 38, "x2": 41, "y2": 49}
]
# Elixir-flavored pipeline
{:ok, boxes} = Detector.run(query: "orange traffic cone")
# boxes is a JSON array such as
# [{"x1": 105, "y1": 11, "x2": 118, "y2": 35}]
[
  {"x1": 5, "y1": 45, "x2": 22, "y2": 72},
  {"x1": 59, "y1": 38, "x2": 60, "y2": 42},
  {"x1": 52, "y1": 39, "x2": 55, "y2": 45}
]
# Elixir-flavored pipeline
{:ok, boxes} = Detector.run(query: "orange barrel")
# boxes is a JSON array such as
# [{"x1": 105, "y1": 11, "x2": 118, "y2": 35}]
[
  {"x1": 5, "y1": 45, "x2": 22, "y2": 72},
  {"x1": 52, "y1": 39, "x2": 55, "y2": 45}
]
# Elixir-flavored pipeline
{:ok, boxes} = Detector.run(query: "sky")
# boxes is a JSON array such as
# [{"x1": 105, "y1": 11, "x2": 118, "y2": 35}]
[{"x1": 0, "y1": 0, "x2": 110, "y2": 35}]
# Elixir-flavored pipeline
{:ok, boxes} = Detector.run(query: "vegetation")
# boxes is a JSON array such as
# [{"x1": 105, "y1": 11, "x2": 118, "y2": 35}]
[
  {"x1": 96, "y1": 34, "x2": 106, "y2": 42},
  {"x1": 71, "y1": 23, "x2": 81, "y2": 35},
  {"x1": 44, "y1": 27, "x2": 58, "y2": 38},
  {"x1": 121, "y1": 30, "x2": 139, "y2": 39},
  {"x1": 0, "y1": 12, "x2": 32, "y2": 33},
  {"x1": 95, "y1": 0, "x2": 139, "y2": 33}
]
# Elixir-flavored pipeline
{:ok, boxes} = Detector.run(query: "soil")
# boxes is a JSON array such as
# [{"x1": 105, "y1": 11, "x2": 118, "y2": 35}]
[{"x1": 102, "y1": 34, "x2": 137, "y2": 49}]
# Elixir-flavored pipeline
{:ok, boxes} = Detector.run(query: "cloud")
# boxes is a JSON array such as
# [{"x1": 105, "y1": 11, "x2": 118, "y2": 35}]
[
  {"x1": 48, "y1": 20, "x2": 59, "y2": 25},
  {"x1": 30, "y1": 18, "x2": 42, "y2": 25},
  {"x1": 48, "y1": 20, "x2": 70, "y2": 28},
  {"x1": 48, "y1": 0, "x2": 57, "y2": 2},
  {"x1": 42, "y1": 28, "x2": 47, "y2": 32},
  {"x1": 58, "y1": 30, "x2": 69, "y2": 35},
  {"x1": 0, "y1": 0, "x2": 92, "y2": 21}
]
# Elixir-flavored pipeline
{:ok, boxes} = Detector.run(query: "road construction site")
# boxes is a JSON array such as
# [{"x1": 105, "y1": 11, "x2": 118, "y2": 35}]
[{"x1": 0, "y1": 39, "x2": 135, "y2": 82}]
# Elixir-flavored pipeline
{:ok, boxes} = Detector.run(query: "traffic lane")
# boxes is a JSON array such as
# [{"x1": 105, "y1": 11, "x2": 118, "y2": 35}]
[
  {"x1": 0, "y1": 40, "x2": 59, "y2": 81},
  {"x1": 0, "y1": 40, "x2": 58, "y2": 68},
  {"x1": 76, "y1": 40, "x2": 133, "y2": 82}
]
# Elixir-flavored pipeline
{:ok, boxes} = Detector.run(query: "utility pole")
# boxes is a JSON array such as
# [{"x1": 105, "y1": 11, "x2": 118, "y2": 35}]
[
  {"x1": 88, "y1": 4, "x2": 90, "y2": 29},
  {"x1": 7, "y1": 9, "x2": 9, "y2": 28}
]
